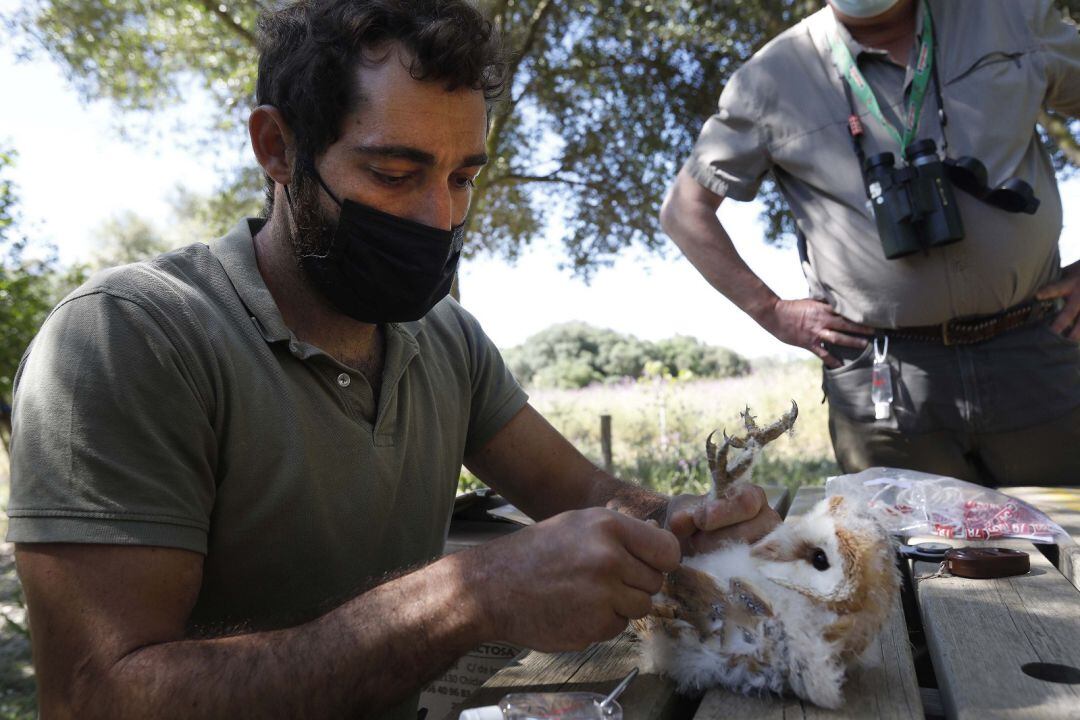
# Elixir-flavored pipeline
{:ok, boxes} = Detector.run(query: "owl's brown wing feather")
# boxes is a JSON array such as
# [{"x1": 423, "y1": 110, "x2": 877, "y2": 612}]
[
  {"x1": 646, "y1": 566, "x2": 777, "y2": 647},
  {"x1": 659, "y1": 565, "x2": 727, "y2": 640},
  {"x1": 634, "y1": 565, "x2": 723, "y2": 640}
]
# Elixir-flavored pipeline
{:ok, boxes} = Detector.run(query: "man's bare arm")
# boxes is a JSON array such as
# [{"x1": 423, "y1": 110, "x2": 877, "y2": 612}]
[
  {"x1": 660, "y1": 167, "x2": 870, "y2": 367},
  {"x1": 19, "y1": 458, "x2": 686, "y2": 719},
  {"x1": 18, "y1": 543, "x2": 490, "y2": 720}
]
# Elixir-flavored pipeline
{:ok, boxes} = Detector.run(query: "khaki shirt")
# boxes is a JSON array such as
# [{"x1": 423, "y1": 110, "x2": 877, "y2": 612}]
[
  {"x1": 8, "y1": 218, "x2": 527, "y2": 637},
  {"x1": 686, "y1": 0, "x2": 1080, "y2": 327}
]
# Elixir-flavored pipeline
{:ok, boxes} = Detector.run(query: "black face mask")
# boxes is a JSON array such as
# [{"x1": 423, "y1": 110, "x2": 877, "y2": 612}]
[{"x1": 290, "y1": 171, "x2": 464, "y2": 324}]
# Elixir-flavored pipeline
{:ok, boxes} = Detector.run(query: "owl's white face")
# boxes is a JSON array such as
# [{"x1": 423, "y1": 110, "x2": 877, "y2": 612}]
[{"x1": 750, "y1": 496, "x2": 871, "y2": 604}]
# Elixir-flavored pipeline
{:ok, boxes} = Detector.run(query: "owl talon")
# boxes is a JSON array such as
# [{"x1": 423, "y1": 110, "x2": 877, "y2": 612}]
[{"x1": 706, "y1": 401, "x2": 799, "y2": 495}]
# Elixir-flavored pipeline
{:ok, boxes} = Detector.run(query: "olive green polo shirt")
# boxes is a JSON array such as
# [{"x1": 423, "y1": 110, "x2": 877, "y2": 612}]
[
  {"x1": 685, "y1": 0, "x2": 1080, "y2": 328},
  {"x1": 7, "y1": 218, "x2": 528, "y2": 636}
]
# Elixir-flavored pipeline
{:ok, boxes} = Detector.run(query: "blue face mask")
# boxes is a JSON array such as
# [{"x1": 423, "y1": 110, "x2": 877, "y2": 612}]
[
  {"x1": 290, "y1": 171, "x2": 464, "y2": 324},
  {"x1": 829, "y1": 0, "x2": 900, "y2": 18}
]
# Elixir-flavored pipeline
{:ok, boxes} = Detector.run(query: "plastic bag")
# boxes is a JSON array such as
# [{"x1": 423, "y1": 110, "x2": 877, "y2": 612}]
[{"x1": 825, "y1": 467, "x2": 1071, "y2": 544}]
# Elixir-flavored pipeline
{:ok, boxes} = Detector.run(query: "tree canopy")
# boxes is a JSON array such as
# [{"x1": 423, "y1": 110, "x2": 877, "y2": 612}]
[
  {"x1": 502, "y1": 322, "x2": 750, "y2": 388},
  {"x1": 6, "y1": 0, "x2": 1079, "y2": 275},
  {"x1": 0, "y1": 150, "x2": 202, "y2": 449},
  {"x1": 0, "y1": 148, "x2": 83, "y2": 445}
]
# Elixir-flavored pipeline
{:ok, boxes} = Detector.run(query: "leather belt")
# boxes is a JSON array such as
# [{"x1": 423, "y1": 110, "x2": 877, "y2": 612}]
[{"x1": 883, "y1": 299, "x2": 1058, "y2": 346}]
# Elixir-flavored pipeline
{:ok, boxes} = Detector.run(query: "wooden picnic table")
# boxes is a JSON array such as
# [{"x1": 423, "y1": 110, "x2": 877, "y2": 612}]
[
  {"x1": 998, "y1": 486, "x2": 1080, "y2": 592},
  {"x1": 452, "y1": 485, "x2": 1080, "y2": 720}
]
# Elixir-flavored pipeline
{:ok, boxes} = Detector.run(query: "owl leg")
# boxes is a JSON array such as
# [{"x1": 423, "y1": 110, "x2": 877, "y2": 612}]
[{"x1": 706, "y1": 401, "x2": 799, "y2": 495}]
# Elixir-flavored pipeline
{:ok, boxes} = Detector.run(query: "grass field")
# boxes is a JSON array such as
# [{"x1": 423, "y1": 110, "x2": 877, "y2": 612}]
[
  {"x1": 0, "y1": 359, "x2": 838, "y2": 716},
  {"x1": 462, "y1": 358, "x2": 838, "y2": 496}
]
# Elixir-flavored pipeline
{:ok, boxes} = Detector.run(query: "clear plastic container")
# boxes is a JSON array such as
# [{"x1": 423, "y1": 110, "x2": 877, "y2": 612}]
[
  {"x1": 459, "y1": 692, "x2": 621, "y2": 720},
  {"x1": 871, "y1": 338, "x2": 894, "y2": 420}
]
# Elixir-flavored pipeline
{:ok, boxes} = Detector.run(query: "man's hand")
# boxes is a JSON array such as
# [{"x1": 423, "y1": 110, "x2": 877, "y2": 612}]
[
  {"x1": 761, "y1": 298, "x2": 872, "y2": 369},
  {"x1": 664, "y1": 484, "x2": 781, "y2": 556},
  {"x1": 1037, "y1": 260, "x2": 1080, "y2": 340},
  {"x1": 471, "y1": 508, "x2": 680, "y2": 653}
]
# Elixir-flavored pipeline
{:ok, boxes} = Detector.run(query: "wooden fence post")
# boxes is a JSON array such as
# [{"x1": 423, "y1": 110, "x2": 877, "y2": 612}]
[{"x1": 600, "y1": 414, "x2": 613, "y2": 474}]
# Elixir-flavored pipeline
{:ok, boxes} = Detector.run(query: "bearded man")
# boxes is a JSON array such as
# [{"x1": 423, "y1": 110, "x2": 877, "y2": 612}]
[
  {"x1": 6, "y1": 1, "x2": 779, "y2": 718},
  {"x1": 663, "y1": 0, "x2": 1080, "y2": 485}
]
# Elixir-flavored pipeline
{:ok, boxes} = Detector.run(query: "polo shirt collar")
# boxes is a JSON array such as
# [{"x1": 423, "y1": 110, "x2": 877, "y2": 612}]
[
  {"x1": 210, "y1": 218, "x2": 427, "y2": 346},
  {"x1": 210, "y1": 218, "x2": 292, "y2": 343}
]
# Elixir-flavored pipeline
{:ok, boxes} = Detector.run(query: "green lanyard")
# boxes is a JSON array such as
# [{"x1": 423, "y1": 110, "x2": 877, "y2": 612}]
[{"x1": 829, "y1": 1, "x2": 935, "y2": 157}]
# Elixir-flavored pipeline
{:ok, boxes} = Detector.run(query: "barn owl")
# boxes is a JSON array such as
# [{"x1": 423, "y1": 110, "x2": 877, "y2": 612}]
[{"x1": 633, "y1": 403, "x2": 898, "y2": 709}]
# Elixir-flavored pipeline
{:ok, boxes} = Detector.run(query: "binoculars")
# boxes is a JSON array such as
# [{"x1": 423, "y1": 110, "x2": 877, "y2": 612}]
[{"x1": 865, "y1": 139, "x2": 1040, "y2": 260}]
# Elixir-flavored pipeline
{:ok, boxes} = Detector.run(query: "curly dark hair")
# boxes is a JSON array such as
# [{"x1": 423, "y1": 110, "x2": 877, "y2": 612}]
[{"x1": 256, "y1": 0, "x2": 506, "y2": 209}]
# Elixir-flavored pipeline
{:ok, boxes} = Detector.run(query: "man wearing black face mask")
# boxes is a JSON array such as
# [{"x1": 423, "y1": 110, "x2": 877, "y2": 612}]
[
  {"x1": 289, "y1": 160, "x2": 465, "y2": 325},
  {"x1": 4, "y1": 2, "x2": 780, "y2": 718},
  {"x1": 663, "y1": 0, "x2": 1080, "y2": 486}
]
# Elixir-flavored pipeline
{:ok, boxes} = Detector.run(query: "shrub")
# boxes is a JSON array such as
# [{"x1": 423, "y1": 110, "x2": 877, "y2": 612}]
[{"x1": 503, "y1": 323, "x2": 749, "y2": 389}]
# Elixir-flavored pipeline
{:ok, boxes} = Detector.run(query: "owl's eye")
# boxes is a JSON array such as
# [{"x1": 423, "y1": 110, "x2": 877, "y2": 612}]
[{"x1": 811, "y1": 548, "x2": 830, "y2": 571}]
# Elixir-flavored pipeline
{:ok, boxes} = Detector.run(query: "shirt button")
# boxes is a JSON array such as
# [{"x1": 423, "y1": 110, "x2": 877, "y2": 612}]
[{"x1": 337, "y1": 373, "x2": 351, "y2": 388}]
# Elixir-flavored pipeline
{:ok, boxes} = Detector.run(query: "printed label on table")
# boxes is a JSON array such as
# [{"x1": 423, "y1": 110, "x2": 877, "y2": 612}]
[{"x1": 419, "y1": 641, "x2": 521, "y2": 720}]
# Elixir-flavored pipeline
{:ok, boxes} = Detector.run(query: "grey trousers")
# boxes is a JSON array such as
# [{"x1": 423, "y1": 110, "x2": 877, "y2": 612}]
[{"x1": 823, "y1": 321, "x2": 1080, "y2": 487}]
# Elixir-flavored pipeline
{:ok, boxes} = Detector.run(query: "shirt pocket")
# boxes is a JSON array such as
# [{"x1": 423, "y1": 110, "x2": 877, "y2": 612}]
[
  {"x1": 946, "y1": 51, "x2": 1025, "y2": 86},
  {"x1": 941, "y1": 50, "x2": 1043, "y2": 161},
  {"x1": 822, "y1": 343, "x2": 875, "y2": 423}
]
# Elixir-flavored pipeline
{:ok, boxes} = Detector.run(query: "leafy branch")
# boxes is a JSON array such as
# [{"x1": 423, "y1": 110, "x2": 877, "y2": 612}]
[{"x1": 195, "y1": 0, "x2": 258, "y2": 47}]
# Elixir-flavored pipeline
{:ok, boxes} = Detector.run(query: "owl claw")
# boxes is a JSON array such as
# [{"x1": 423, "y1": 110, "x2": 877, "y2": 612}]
[{"x1": 707, "y1": 401, "x2": 800, "y2": 495}]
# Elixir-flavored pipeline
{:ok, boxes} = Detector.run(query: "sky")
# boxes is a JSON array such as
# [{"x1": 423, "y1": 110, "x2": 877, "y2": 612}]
[{"x1": 3, "y1": 31, "x2": 1079, "y2": 360}]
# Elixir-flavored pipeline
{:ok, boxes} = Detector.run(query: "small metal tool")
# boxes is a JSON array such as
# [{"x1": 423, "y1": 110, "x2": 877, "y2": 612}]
[{"x1": 599, "y1": 667, "x2": 639, "y2": 714}]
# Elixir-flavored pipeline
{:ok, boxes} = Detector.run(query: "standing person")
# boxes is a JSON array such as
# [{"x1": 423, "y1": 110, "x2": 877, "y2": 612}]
[
  {"x1": 662, "y1": 0, "x2": 1080, "y2": 485},
  {"x1": 6, "y1": 2, "x2": 779, "y2": 718}
]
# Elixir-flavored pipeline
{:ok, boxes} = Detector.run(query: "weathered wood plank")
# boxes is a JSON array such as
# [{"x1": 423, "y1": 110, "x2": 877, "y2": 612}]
[
  {"x1": 443, "y1": 520, "x2": 521, "y2": 555},
  {"x1": 462, "y1": 642, "x2": 608, "y2": 704},
  {"x1": 455, "y1": 634, "x2": 691, "y2": 720},
  {"x1": 998, "y1": 486, "x2": 1080, "y2": 592},
  {"x1": 551, "y1": 635, "x2": 692, "y2": 720},
  {"x1": 693, "y1": 485, "x2": 922, "y2": 719},
  {"x1": 911, "y1": 534, "x2": 1080, "y2": 719}
]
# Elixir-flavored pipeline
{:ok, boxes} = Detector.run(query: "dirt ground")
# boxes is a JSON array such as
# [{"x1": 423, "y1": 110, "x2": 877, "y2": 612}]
[{"x1": 0, "y1": 449, "x2": 36, "y2": 720}]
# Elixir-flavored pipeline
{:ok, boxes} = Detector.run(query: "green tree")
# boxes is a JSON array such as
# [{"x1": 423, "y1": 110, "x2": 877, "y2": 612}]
[
  {"x1": 169, "y1": 169, "x2": 266, "y2": 239},
  {"x1": 503, "y1": 322, "x2": 607, "y2": 387},
  {"x1": 7, "y1": 0, "x2": 1078, "y2": 268},
  {"x1": 652, "y1": 335, "x2": 751, "y2": 378},
  {"x1": 89, "y1": 211, "x2": 172, "y2": 270},
  {"x1": 87, "y1": 185, "x2": 264, "y2": 273},
  {"x1": 0, "y1": 148, "x2": 84, "y2": 451},
  {"x1": 502, "y1": 322, "x2": 748, "y2": 388}
]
